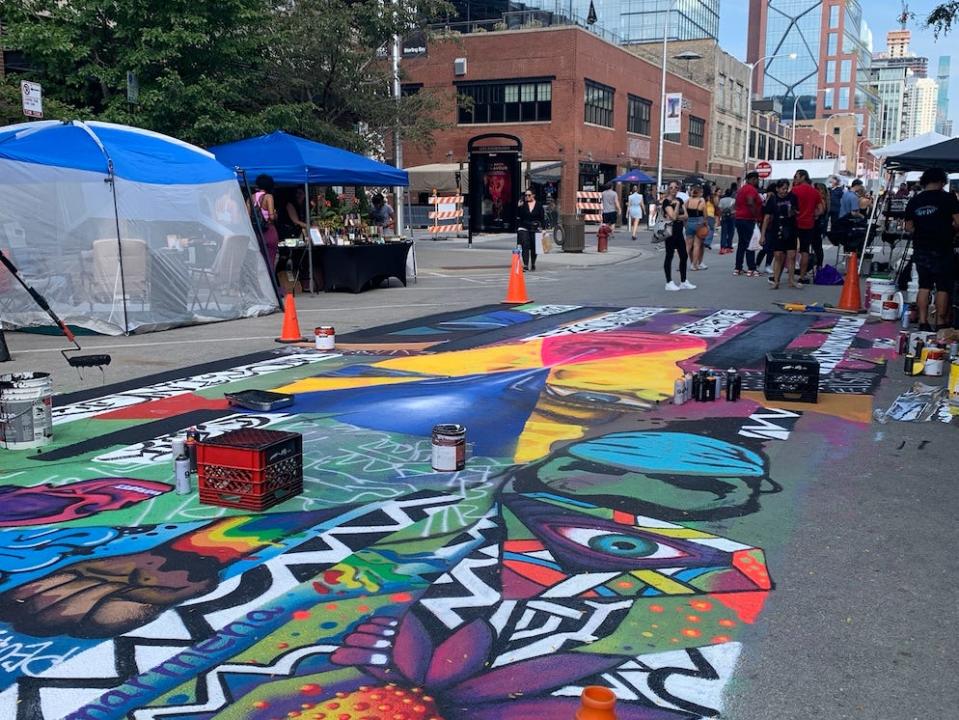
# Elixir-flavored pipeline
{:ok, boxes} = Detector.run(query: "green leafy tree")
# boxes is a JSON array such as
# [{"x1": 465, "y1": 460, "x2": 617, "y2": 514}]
[
  {"x1": 927, "y1": 3, "x2": 959, "y2": 35},
  {"x1": 0, "y1": 0, "x2": 450, "y2": 152}
]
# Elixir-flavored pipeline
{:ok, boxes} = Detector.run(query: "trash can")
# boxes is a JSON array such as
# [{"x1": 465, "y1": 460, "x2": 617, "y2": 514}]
[{"x1": 562, "y1": 214, "x2": 585, "y2": 253}]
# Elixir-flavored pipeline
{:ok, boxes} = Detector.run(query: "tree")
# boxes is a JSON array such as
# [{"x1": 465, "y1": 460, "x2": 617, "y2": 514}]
[
  {"x1": 0, "y1": 0, "x2": 451, "y2": 152},
  {"x1": 927, "y1": 3, "x2": 959, "y2": 35}
]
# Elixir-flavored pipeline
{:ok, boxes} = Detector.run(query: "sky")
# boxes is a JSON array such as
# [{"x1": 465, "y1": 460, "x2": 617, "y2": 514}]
[{"x1": 718, "y1": 0, "x2": 958, "y2": 130}]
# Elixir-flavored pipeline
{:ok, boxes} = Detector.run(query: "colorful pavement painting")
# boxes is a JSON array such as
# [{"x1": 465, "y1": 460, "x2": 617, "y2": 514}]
[{"x1": 0, "y1": 304, "x2": 897, "y2": 720}]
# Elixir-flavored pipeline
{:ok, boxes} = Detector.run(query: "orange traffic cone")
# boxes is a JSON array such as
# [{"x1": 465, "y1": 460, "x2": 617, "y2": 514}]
[
  {"x1": 837, "y1": 251, "x2": 863, "y2": 312},
  {"x1": 275, "y1": 295, "x2": 306, "y2": 343},
  {"x1": 576, "y1": 686, "x2": 617, "y2": 720},
  {"x1": 503, "y1": 247, "x2": 530, "y2": 304}
]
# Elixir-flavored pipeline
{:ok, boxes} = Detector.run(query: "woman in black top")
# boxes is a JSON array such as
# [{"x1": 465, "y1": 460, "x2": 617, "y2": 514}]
[
  {"x1": 661, "y1": 182, "x2": 693, "y2": 291},
  {"x1": 517, "y1": 189, "x2": 545, "y2": 271}
]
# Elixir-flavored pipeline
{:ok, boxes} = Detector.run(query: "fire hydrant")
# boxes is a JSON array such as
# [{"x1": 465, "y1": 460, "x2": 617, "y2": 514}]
[{"x1": 597, "y1": 223, "x2": 611, "y2": 253}]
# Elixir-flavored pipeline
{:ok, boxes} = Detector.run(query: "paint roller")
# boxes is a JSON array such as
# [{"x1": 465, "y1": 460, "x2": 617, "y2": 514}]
[{"x1": 0, "y1": 250, "x2": 111, "y2": 370}]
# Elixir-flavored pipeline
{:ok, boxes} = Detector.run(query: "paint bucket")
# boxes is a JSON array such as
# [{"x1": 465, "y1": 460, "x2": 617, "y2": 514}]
[
  {"x1": 0, "y1": 372, "x2": 54, "y2": 450},
  {"x1": 867, "y1": 279, "x2": 895, "y2": 316},
  {"x1": 314, "y1": 326, "x2": 335, "y2": 351},
  {"x1": 880, "y1": 299, "x2": 900, "y2": 321},
  {"x1": 431, "y1": 423, "x2": 466, "y2": 472},
  {"x1": 924, "y1": 348, "x2": 946, "y2": 376}
]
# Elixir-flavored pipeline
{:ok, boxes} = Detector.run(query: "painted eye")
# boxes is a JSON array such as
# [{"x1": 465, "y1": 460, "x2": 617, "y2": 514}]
[{"x1": 558, "y1": 528, "x2": 687, "y2": 560}]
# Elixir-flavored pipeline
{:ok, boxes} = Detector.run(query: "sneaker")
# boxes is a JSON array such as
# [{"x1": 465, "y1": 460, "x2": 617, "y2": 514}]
[
  {"x1": 665, "y1": 281, "x2": 681, "y2": 291},
  {"x1": 767, "y1": 276, "x2": 775, "y2": 285},
  {"x1": 680, "y1": 280, "x2": 697, "y2": 290},
  {"x1": 699, "y1": 263, "x2": 708, "y2": 270}
]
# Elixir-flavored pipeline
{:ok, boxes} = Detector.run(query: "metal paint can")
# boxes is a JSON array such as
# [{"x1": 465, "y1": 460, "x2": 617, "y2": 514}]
[
  {"x1": 673, "y1": 378, "x2": 686, "y2": 405},
  {"x1": 897, "y1": 332, "x2": 909, "y2": 356},
  {"x1": 174, "y1": 455, "x2": 192, "y2": 494},
  {"x1": 924, "y1": 348, "x2": 946, "y2": 376},
  {"x1": 949, "y1": 341, "x2": 959, "y2": 360},
  {"x1": 904, "y1": 353, "x2": 916, "y2": 375},
  {"x1": 315, "y1": 326, "x2": 336, "y2": 351},
  {"x1": 171, "y1": 434, "x2": 186, "y2": 459},
  {"x1": 880, "y1": 300, "x2": 900, "y2": 321},
  {"x1": 431, "y1": 424, "x2": 466, "y2": 472}
]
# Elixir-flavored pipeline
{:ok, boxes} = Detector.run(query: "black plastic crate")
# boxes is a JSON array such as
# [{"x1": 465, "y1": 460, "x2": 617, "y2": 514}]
[{"x1": 763, "y1": 352, "x2": 819, "y2": 403}]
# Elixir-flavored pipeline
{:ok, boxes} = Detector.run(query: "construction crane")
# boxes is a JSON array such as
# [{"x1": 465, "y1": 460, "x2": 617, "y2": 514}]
[{"x1": 898, "y1": 1, "x2": 910, "y2": 29}]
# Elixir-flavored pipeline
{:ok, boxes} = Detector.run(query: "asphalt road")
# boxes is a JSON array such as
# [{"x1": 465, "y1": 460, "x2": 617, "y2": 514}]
[{"x1": 2, "y1": 227, "x2": 957, "y2": 720}]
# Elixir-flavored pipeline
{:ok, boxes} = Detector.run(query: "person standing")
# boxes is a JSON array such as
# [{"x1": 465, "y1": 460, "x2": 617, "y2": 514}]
[
  {"x1": 601, "y1": 183, "x2": 620, "y2": 228},
  {"x1": 250, "y1": 174, "x2": 279, "y2": 271},
  {"x1": 685, "y1": 185, "x2": 708, "y2": 271},
  {"x1": 662, "y1": 182, "x2": 695, "y2": 291},
  {"x1": 626, "y1": 184, "x2": 646, "y2": 240},
  {"x1": 718, "y1": 185, "x2": 736, "y2": 254},
  {"x1": 760, "y1": 179, "x2": 799, "y2": 289},
  {"x1": 813, "y1": 182, "x2": 830, "y2": 273},
  {"x1": 734, "y1": 171, "x2": 763, "y2": 276},
  {"x1": 704, "y1": 188, "x2": 718, "y2": 252},
  {"x1": 516, "y1": 188, "x2": 545, "y2": 272},
  {"x1": 791, "y1": 169, "x2": 825, "y2": 283},
  {"x1": 828, "y1": 175, "x2": 844, "y2": 238},
  {"x1": 904, "y1": 168, "x2": 959, "y2": 331}
]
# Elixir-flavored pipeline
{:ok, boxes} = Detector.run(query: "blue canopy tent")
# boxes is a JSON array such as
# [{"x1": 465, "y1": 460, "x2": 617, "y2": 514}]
[
  {"x1": 210, "y1": 131, "x2": 410, "y2": 291},
  {"x1": 611, "y1": 169, "x2": 655, "y2": 184},
  {"x1": 0, "y1": 120, "x2": 278, "y2": 335}
]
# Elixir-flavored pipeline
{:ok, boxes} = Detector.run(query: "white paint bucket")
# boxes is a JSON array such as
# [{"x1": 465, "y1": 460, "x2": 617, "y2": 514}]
[
  {"x1": 866, "y1": 278, "x2": 895, "y2": 316},
  {"x1": 924, "y1": 348, "x2": 946, "y2": 376},
  {"x1": 0, "y1": 372, "x2": 54, "y2": 450},
  {"x1": 880, "y1": 299, "x2": 900, "y2": 321},
  {"x1": 314, "y1": 326, "x2": 335, "y2": 351}
]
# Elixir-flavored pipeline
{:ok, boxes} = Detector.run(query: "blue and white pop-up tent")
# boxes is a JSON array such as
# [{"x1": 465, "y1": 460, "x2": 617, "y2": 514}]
[{"x1": 0, "y1": 120, "x2": 278, "y2": 335}]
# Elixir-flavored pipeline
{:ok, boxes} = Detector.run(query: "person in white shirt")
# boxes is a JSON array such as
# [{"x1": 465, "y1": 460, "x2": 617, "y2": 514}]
[{"x1": 626, "y1": 184, "x2": 646, "y2": 241}]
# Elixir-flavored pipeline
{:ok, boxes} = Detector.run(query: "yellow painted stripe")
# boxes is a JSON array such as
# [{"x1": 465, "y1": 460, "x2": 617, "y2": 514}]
[{"x1": 630, "y1": 570, "x2": 694, "y2": 595}]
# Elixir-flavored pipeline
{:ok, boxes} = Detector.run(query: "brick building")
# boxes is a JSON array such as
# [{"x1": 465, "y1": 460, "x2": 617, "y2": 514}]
[{"x1": 400, "y1": 25, "x2": 712, "y2": 216}]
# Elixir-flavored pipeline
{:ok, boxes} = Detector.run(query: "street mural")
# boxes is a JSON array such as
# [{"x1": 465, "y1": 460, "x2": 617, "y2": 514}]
[{"x1": 0, "y1": 304, "x2": 896, "y2": 720}]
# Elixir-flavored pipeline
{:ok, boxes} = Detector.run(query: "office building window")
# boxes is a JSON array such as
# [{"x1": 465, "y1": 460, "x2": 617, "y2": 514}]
[
  {"x1": 823, "y1": 88, "x2": 834, "y2": 110},
  {"x1": 829, "y1": 5, "x2": 839, "y2": 28},
  {"x1": 457, "y1": 80, "x2": 552, "y2": 124},
  {"x1": 584, "y1": 80, "x2": 614, "y2": 127},
  {"x1": 838, "y1": 87, "x2": 849, "y2": 109},
  {"x1": 689, "y1": 116, "x2": 705, "y2": 148},
  {"x1": 827, "y1": 33, "x2": 838, "y2": 55},
  {"x1": 840, "y1": 60, "x2": 851, "y2": 82},
  {"x1": 757, "y1": 134, "x2": 767, "y2": 159},
  {"x1": 826, "y1": 61, "x2": 837, "y2": 82},
  {"x1": 627, "y1": 94, "x2": 652, "y2": 135}
]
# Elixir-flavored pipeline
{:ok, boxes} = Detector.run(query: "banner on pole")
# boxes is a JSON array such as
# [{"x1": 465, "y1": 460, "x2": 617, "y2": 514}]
[{"x1": 664, "y1": 92, "x2": 682, "y2": 135}]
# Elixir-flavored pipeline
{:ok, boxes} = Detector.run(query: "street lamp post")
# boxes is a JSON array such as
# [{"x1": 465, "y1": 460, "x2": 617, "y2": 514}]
[
  {"x1": 744, "y1": 53, "x2": 797, "y2": 173},
  {"x1": 790, "y1": 89, "x2": 827, "y2": 159},
  {"x1": 856, "y1": 137, "x2": 872, "y2": 177},
  {"x1": 655, "y1": 0, "x2": 678, "y2": 193},
  {"x1": 821, "y1": 111, "x2": 857, "y2": 161}
]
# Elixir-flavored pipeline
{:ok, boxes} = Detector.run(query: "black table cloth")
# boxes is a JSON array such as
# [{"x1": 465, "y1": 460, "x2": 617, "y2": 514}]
[{"x1": 312, "y1": 242, "x2": 411, "y2": 293}]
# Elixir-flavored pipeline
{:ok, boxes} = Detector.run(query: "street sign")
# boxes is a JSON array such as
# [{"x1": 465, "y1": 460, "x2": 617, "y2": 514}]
[
  {"x1": 20, "y1": 81, "x2": 43, "y2": 119},
  {"x1": 756, "y1": 160, "x2": 772, "y2": 179},
  {"x1": 126, "y1": 72, "x2": 139, "y2": 104}
]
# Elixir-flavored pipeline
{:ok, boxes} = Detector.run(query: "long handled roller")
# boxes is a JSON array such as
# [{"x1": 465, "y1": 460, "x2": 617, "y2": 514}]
[{"x1": 0, "y1": 251, "x2": 111, "y2": 369}]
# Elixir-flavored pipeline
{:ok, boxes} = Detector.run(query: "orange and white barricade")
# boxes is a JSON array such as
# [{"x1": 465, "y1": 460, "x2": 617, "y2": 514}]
[
  {"x1": 428, "y1": 192, "x2": 464, "y2": 236},
  {"x1": 576, "y1": 191, "x2": 602, "y2": 224}
]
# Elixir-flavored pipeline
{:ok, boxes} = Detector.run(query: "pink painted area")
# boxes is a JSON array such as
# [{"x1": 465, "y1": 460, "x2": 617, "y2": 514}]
[{"x1": 541, "y1": 330, "x2": 705, "y2": 366}]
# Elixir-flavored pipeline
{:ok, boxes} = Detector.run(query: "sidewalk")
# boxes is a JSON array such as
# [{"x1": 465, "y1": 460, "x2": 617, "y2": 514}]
[{"x1": 411, "y1": 226, "x2": 647, "y2": 271}]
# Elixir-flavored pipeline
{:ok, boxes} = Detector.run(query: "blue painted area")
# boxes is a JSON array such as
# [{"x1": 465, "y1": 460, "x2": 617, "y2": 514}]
[
  {"x1": 568, "y1": 432, "x2": 766, "y2": 477},
  {"x1": 294, "y1": 368, "x2": 549, "y2": 457}
]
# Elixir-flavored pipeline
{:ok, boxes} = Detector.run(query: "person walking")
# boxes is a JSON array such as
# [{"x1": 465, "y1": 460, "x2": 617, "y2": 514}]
[
  {"x1": 704, "y1": 188, "x2": 718, "y2": 252},
  {"x1": 718, "y1": 185, "x2": 736, "y2": 254},
  {"x1": 760, "y1": 179, "x2": 799, "y2": 289},
  {"x1": 601, "y1": 183, "x2": 621, "y2": 228},
  {"x1": 662, "y1": 182, "x2": 695, "y2": 291},
  {"x1": 516, "y1": 188, "x2": 545, "y2": 271},
  {"x1": 734, "y1": 171, "x2": 763, "y2": 276},
  {"x1": 904, "y1": 168, "x2": 959, "y2": 331},
  {"x1": 627, "y1": 184, "x2": 646, "y2": 240},
  {"x1": 685, "y1": 184, "x2": 708, "y2": 271},
  {"x1": 791, "y1": 169, "x2": 825, "y2": 283}
]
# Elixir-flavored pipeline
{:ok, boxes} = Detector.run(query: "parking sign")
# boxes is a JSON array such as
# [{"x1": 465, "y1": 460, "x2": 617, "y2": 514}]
[{"x1": 21, "y1": 81, "x2": 43, "y2": 119}]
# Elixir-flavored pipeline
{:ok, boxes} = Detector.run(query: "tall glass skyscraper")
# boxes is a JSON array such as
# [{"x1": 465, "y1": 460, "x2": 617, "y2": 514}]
[
  {"x1": 516, "y1": 0, "x2": 719, "y2": 44},
  {"x1": 936, "y1": 56, "x2": 951, "y2": 135},
  {"x1": 748, "y1": 0, "x2": 874, "y2": 124}
]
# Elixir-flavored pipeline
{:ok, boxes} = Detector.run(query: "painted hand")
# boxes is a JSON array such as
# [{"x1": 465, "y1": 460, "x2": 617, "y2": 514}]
[{"x1": 0, "y1": 548, "x2": 220, "y2": 638}]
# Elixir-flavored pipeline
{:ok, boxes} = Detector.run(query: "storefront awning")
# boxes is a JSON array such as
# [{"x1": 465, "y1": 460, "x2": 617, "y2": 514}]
[{"x1": 406, "y1": 160, "x2": 563, "y2": 196}]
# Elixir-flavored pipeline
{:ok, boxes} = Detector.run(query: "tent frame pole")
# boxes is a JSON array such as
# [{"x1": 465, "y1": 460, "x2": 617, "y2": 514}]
[
  {"x1": 858, "y1": 163, "x2": 891, "y2": 274},
  {"x1": 305, "y1": 180, "x2": 315, "y2": 293},
  {"x1": 106, "y1": 159, "x2": 132, "y2": 335},
  {"x1": 239, "y1": 169, "x2": 284, "y2": 307}
]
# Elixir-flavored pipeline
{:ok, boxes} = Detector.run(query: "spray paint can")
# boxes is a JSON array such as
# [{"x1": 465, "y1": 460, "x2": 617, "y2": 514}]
[
  {"x1": 731, "y1": 372, "x2": 742, "y2": 401},
  {"x1": 691, "y1": 372, "x2": 702, "y2": 402},
  {"x1": 185, "y1": 427, "x2": 200, "y2": 473},
  {"x1": 949, "y1": 340, "x2": 959, "y2": 360},
  {"x1": 725, "y1": 368, "x2": 737, "y2": 401},
  {"x1": 704, "y1": 374, "x2": 717, "y2": 402},
  {"x1": 900, "y1": 303, "x2": 910, "y2": 329},
  {"x1": 904, "y1": 353, "x2": 916, "y2": 375},
  {"x1": 897, "y1": 332, "x2": 909, "y2": 356},
  {"x1": 673, "y1": 378, "x2": 686, "y2": 405},
  {"x1": 174, "y1": 454, "x2": 191, "y2": 495},
  {"x1": 171, "y1": 434, "x2": 186, "y2": 460},
  {"x1": 684, "y1": 372, "x2": 693, "y2": 400},
  {"x1": 914, "y1": 337, "x2": 925, "y2": 358}
]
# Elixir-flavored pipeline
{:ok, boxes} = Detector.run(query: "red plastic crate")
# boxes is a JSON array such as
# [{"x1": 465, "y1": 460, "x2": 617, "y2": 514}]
[{"x1": 196, "y1": 428, "x2": 303, "y2": 511}]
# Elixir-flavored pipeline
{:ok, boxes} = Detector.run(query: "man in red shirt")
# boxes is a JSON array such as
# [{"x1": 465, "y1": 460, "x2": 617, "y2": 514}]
[
  {"x1": 734, "y1": 171, "x2": 763, "y2": 275},
  {"x1": 791, "y1": 169, "x2": 825, "y2": 285}
]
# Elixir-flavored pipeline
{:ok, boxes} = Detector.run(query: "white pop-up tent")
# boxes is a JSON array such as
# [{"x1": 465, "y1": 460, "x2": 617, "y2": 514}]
[{"x1": 0, "y1": 121, "x2": 279, "y2": 335}]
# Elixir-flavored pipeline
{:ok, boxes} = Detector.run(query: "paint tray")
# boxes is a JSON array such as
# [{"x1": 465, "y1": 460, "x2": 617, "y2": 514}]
[{"x1": 224, "y1": 389, "x2": 294, "y2": 412}]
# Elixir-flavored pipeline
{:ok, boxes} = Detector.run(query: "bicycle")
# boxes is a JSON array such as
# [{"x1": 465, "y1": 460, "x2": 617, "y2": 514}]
[{"x1": 545, "y1": 198, "x2": 564, "y2": 247}]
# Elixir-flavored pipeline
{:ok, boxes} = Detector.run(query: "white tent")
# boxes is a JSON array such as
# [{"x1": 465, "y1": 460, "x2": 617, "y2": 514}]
[
  {"x1": 869, "y1": 131, "x2": 950, "y2": 160},
  {"x1": 0, "y1": 121, "x2": 278, "y2": 335},
  {"x1": 760, "y1": 159, "x2": 840, "y2": 183}
]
